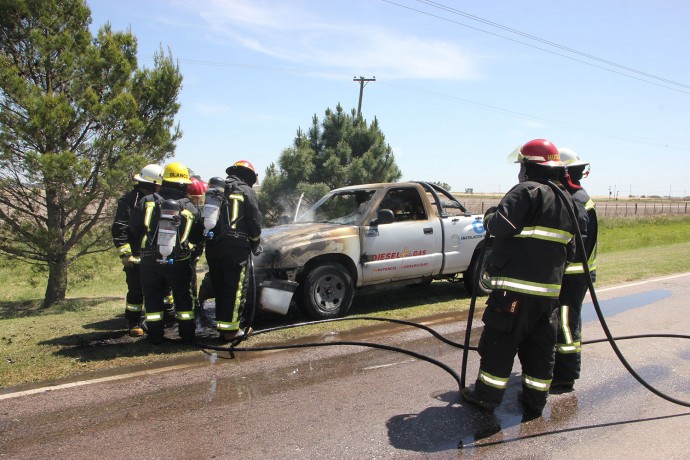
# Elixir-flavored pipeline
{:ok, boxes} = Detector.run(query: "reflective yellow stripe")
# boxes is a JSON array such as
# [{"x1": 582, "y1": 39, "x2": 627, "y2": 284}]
[
  {"x1": 141, "y1": 202, "x2": 156, "y2": 248},
  {"x1": 560, "y1": 304, "x2": 572, "y2": 343},
  {"x1": 227, "y1": 193, "x2": 244, "y2": 229},
  {"x1": 485, "y1": 274, "x2": 561, "y2": 297},
  {"x1": 180, "y1": 209, "x2": 194, "y2": 243},
  {"x1": 126, "y1": 303, "x2": 143, "y2": 312},
  {"x1": 143, "y1": 202, "x2": 155, "y2": 228},
  {"x1": 217, "y1": 320, "x2": 240, "y2": 331},
  {"x1": 556, "y1": 341, "x2": 581, "y2": 354},
  {"x1": 584, "y1": 199, "x2": 595, "y2": 211},
  {"x1": 232, "y1": 264, "x2": 247, "y2": 323},
  {"x1": 146, "y1": 312, "x2": 164, "y2": 322},
  {"x1": 523, "y1": 375, "x2": 551, "y2": 391},
  {"x1": 176, "y1": 310, "x2": 195, "y2": 320},
  {"x1": 516, "y1": 226, "x2": 573, "y2": 244},
  {"x1": 478, "y1": 370, "x2": 509, "y2": 389},
  {"x1": 117, "y1": 243, "x2": 132, "y2": 256}
]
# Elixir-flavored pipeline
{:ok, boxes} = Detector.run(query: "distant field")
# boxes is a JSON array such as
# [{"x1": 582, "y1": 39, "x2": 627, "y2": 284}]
[{"x1": 455, "y1": 194, "x2": 688, "y2": 217}]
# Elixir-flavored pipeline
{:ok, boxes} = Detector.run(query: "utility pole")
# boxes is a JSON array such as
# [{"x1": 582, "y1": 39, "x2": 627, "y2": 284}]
[{"x1": 353, "y1": 76, "x2": 376, "y2": 118}]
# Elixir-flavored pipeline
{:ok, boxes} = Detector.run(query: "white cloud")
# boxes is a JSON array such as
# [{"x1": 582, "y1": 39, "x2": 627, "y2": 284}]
[
  {"x1": 192, "y1": 102, "x2": 230, "y2": 115},
  {"x1": 179, "y1": 0, "x2": 479, "y2": 80}
]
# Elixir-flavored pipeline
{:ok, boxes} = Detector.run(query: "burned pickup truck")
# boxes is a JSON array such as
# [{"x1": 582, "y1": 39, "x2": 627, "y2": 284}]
[{"x1": 253, "y1": 182, "x2": 488, "y2": 320}]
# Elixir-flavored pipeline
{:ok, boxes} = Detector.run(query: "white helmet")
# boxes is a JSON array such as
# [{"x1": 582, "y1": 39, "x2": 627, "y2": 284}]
[
  {"x1": 557, "y1": 148, "x2": 589, "y2": 167},
  {"x1": 133, "y1": 164, "x2": 164, "y2": 184}
]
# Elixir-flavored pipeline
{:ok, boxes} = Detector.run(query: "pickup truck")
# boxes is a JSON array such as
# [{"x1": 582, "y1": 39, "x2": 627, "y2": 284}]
[{"x1": 252, "y1": 181, "x2": 488, "y2": 320}]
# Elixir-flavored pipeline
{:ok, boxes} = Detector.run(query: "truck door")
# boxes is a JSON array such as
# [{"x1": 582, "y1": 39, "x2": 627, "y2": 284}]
[{"x1": 361, "y1": 187, "x2": 443, "y2": 283}]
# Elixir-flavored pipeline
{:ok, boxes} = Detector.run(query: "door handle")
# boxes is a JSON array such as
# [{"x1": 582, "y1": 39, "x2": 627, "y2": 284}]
[{"x1": 423, "y1": 227, "x2": 433, "y2": 234}]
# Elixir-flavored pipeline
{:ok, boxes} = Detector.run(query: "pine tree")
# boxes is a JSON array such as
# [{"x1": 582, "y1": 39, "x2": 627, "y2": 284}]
[
  {"x1": 259, "y1": 104, "x2": 401, "y2": 225},
  {"x1": 0, "y1": 0, "x2": 183, "y2": 307}
]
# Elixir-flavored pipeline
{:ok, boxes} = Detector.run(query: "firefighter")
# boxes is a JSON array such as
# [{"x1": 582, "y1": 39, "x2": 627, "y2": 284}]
[
  {"x1": 186, "y1": 177, "x2": 209, "y2": 324},
  {"x1": 203, "y1": 160, "x2": 262, "y2": 341},
  {"x1": 112, "y1": 164, "x2": 163, "y2": 337},
  {"x1": 461, "y1": 139, "x2": 576, "y2": 419},
  {"x1": 552, "y1": 148, "x2": 598, "y2": 392},
  {"x1": 129, "y1": 162, "x2": 204, "y2": 344}
]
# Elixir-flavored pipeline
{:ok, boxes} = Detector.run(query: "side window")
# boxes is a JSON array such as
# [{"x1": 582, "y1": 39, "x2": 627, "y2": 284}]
[{"x1": 379, "y1": 188, "x2": 427, "y2": 222}]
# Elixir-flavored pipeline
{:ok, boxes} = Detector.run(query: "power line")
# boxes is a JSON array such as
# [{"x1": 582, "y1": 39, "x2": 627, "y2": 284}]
[
  {"x1": 416, "y1": 0, "x2": 690, "y2": 90},
  {"x1": 381, "y1": 79, "x2": 690, "y2": 151},
  {"x1": 380, "y1": 0, "x2": 690, "y2": 95}
]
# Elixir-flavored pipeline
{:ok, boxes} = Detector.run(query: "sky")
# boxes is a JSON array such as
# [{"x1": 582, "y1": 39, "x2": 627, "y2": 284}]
[{"x1": 87, "y1": 0, "x2": 690, "y2": 198}]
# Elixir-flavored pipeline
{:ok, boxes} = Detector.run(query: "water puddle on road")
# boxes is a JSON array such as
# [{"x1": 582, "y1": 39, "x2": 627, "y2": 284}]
[{"x1": 581, "y1": 289, "x2": 673, "y2": 323}]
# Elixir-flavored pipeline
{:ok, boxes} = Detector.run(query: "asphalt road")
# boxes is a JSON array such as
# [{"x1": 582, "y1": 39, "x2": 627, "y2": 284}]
[{"x1": 2, "y1": 273, "x2": 689, "y2": 459}]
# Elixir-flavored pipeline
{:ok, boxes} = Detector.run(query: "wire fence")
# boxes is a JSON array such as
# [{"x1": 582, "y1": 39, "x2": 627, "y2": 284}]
[{"x1": 458, "y1": 197, "x2": 689, "y2": 218}]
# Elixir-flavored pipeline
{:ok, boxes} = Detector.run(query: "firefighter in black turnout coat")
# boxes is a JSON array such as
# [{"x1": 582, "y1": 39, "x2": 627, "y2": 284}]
[
  {"x1": 204, "y1": 160, "x2": 262, "y2": 342},
  {"x1": 129, "y1": 162, "x2": 204, "y2": 344},
  {"x1": 112, "y1": 164, "x2": 163, "y2": 337},
  {"x1": 552, "y1": 147, "x2": 598, "y2": 392},
  {"x1": 461, "y1": 139, "x2": 576, "y2": 418}
]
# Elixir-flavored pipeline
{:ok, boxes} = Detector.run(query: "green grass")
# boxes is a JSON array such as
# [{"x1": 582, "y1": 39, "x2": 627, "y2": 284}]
[
  {"x1": 597, "y1": 215, "x2": 690, "y2": 253},
  {"x1": 1, "y1": 217, "x2": 689, "y2": 388}
]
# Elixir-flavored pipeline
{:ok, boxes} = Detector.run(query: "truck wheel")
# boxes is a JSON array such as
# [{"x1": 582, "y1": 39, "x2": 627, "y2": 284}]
[
  {"x1": 302, "y1": 263, "x2": 354, "y2": 319},
  {"x1": 464, "y1": 245, "x2": 492, "y2": 296}
]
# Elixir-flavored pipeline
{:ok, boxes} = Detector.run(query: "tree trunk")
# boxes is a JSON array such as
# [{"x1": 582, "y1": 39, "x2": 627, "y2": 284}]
[{"x1": 43, "y1": 252, "x2": 68, "y2": 308}]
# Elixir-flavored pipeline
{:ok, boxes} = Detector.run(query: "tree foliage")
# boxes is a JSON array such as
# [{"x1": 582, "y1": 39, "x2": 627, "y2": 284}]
[
  {"x1": 259, "y1": 104, "x2": 402, "y2": 225},
  {"x1": 0, "y1": 0, "x2": 182, "y2": 307},
  {"x1": 430, "y1": 181, "x2": 451, "y2": 191}
]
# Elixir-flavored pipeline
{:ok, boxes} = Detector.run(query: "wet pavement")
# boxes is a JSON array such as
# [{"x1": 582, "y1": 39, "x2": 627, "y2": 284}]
[{"x1": 1, "y1": 273, "x2": 689, "y2": 459}]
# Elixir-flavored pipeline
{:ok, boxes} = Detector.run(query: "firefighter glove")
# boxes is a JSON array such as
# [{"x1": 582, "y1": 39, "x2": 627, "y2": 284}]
[
  {"x1": 120, "y1": 255, "x2": 137, "y2": 268},
  {"x1": 252, "y1": 243, "x2": 263, "y2": 257}
]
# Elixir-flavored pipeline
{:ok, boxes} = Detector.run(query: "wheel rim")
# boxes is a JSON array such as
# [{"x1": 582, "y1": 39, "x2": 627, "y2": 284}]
[{"x1": 313, "y1": 272, "x2": 346, "y2": 313}]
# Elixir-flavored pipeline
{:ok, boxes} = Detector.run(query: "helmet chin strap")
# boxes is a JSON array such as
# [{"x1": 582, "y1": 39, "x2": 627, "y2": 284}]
[{"x1": 564, "y1": 167, "x2": 582, "y2": 190}]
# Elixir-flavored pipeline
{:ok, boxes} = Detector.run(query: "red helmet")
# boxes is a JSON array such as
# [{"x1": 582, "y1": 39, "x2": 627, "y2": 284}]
[
  {"x1": 187, "y1": 177, "x2": 208, "y2": 196},
  {"x1": 226, "y1": 160, "x2": 258, "y2": 185},
  {"x1": 516, "y1": 139, "x2": 563, "y2": 166}
]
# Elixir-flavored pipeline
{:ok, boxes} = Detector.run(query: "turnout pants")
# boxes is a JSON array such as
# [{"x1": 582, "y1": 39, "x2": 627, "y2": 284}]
[
  {"x1": 474, "y1": 290, "x2": 559, "y2": 411},
  {"x1": 140, "y1": 260, "x2": 195, "y2": 342},
  {"x1": 123, "y1": 265, "x2": 144, "y2": 323},
  {"x1": 553, "y1": 274, "x2": 589, "y2": 382},
  {"x1": 206, "y1": 244, "x2": 250, "y2": 333}
]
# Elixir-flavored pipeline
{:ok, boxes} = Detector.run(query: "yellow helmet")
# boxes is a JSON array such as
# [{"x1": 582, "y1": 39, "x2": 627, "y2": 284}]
[{"x1": 162, "y1": 162, "x2": 192, "y2": 184}]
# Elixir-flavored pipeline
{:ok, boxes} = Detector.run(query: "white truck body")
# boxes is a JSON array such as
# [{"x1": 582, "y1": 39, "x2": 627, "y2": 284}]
[{"x1": 253, "y1": 182, "x2": 486, "y2": 319}]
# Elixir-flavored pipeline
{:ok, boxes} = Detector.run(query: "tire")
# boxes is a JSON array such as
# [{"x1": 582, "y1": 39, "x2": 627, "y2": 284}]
[
  {"x1": 301, "y1": 262, "x2": 354, "y2": 319},
  {"x1": 463, "y1": 243, "x2": 492, "y2": 296}
]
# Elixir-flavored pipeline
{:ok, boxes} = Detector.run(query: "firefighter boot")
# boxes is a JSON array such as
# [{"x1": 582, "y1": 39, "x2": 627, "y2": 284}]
[
  {"x1": 461, "y1": 387, "x2": 499, "y2": 412},
  {"x1": 179, "y1": 320, "x2": 196, "y2": 344},
  {"x1": 128, "y1": 320, "x2": 145, "y2": 337},
  {"x1": 517, "y1": 389, "x2": 544, "y2": 421},
  {"x1": 147, "y1": 321, "x2": 164, "y2": 345}
]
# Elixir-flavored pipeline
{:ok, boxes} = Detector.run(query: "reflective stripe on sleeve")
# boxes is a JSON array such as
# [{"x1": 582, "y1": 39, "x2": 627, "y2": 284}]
[
  {"x1": 516, "y1": 226, "x2": 573, "y2": 244},
  {"x1": 117, "y1": 243, "x2": 132, "y2": 256}
]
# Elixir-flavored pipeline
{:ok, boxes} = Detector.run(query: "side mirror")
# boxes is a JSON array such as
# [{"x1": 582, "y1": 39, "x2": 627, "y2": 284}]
[{"x1": 371, "y1": 209, "x2": 395, "y2": 226}]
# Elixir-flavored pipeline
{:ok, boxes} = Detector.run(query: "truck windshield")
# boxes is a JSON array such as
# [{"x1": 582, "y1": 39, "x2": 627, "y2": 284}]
[{"x1": 296, "y1": 190, "x2": 375, "y2": 225}]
